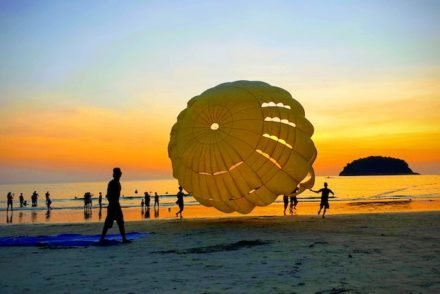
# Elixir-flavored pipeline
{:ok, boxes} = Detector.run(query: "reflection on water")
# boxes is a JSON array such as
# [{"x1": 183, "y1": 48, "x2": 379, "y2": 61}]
[
  {"x1": 6, "y1": 212, "x2": 12, "y2": 223},
  {"x1": 84, "y1": 208, "x2": 92, "y2": 220},
  {"x1": 1, "y1": 206, "x2": 175, "y2": 224},
  {"x1": 154, "y1": 206, "x2": 159, "y2": 218},
  {"x1": 31, "y1": 211, "x2": 37, "y2": 223},
  {"x1": 99, "y1": 207, "x2": 102, "y2": 220}
]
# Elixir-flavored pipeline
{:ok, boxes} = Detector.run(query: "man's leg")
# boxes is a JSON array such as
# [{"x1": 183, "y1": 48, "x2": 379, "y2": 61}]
[
  {"x1": 100, "y1": 221, "x2": 110, "y2": 242},
  {"x1": 116, "y1": 219, "x2": 129, "y2": 242},
  {"x1": 116, "y1": 207, "x2": 130, "y2": 242},
  {"x1": 100, "y1": 208, "x2": 112, "y2": 242}
]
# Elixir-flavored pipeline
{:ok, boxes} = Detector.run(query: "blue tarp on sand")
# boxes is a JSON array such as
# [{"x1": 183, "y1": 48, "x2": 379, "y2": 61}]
[{"x1": 0, "y1": 232, "x2": 148, "y2": 247}]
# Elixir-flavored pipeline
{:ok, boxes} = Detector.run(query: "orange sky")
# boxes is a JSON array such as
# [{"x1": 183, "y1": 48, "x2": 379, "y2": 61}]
[{"x1": 0, "y1": 74, "x2": 438, "y2": 184}]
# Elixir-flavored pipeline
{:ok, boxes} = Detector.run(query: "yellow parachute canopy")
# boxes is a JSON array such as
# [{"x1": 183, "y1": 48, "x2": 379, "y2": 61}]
[{"x1": 168, "y1": 81, "x2": 317, "y2": 214}]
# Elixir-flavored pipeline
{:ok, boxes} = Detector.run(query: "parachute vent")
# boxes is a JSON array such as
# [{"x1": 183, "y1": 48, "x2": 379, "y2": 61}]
[
  {"x1": 264, "y1": 117, "x2": 296, "y2": 127},
  {"x1": 256, "y1": 149, "x2": 282, "y2": 169},
  {"x1": 262, "y1": 134, "x2": 293, "y2": 149},
  {"x1": 261, "y1": 102, "x2": 291, "y2": 109}
]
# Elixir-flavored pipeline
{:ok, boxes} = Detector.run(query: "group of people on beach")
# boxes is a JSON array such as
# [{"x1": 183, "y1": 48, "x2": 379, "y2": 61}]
[
  {"x1": 283, "y1": 182, "x2": 335, "y2": 218},
  {"x1": 5, "y1": 166, "x2": 334, "y2": 245},
  {"x1": 5, "y1": 190, "x2": 53, "y2": 211},
  {"x1": 140, "y1": 191, "x2": 160, "y2": 209}
]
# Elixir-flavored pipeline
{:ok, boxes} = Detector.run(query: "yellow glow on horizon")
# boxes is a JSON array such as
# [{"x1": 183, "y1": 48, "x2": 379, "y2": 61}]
[
  {"x1": 0, "y1": 74, "x2": 439, "y2": 179},
  {"x1": 0, "y1": 104, "x2": 173, "y2": 175}
]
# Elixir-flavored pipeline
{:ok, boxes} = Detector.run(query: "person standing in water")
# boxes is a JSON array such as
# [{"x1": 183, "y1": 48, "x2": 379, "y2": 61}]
[
  {"x1": 144, "y1": 192, "x2": 151, "y2": 209},
  {"x1": 19, "y1": 193, "x2": 24, "y2": 207},
  {"x1": 100, "y1": 168, "x2": 130, "y2": 243},
  {"x1": 6, "y1": 192, "x2": 13, "y2": 212},
  {"x1": 175, "y1": 186, "x2": 186, "y2": 219},
  {"x1": 31, "y1": 191, "x2": 39, "y2": 207},
  {"x1": 310, "y1": 182, "x2": 334, "y2": 219},
  {"x1": 98, "y1": 192, "x2": 103, "y2": 209},
  {"x1": 154, "y1": 192, "x2": 160, "y2": 208},
  {"x1": 45, "y1": 191, "x2": 52, "y2": 210}
]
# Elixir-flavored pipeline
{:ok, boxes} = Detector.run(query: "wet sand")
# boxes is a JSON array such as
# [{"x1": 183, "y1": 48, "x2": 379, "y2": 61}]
[{"x1": 0, "y1": 210, "x2": 439, "y2": 293}]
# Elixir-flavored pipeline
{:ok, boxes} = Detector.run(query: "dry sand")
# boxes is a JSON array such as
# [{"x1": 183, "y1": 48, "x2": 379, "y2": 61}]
[{"x1": 0, "y1": 211, "x2": 439, "y2": 293}]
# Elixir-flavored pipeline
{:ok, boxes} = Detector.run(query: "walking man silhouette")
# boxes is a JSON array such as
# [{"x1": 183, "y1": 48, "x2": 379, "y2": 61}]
[{"x1": 100, "y1": 168, "x2": 130, "y2": 243}]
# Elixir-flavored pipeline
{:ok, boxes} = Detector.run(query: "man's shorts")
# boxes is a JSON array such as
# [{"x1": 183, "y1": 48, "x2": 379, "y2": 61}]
[
  {"x1": 320, "y1": 201, "x2": 329, "y2": 209},
  {"x1": 105, "y1": 204, "x2": 124, "y2": 228}
]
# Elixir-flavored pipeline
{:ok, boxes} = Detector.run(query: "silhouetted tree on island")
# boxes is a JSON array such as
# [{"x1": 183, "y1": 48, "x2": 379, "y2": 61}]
[{"x1": 339, "y1": 156, "x2": 418, "y2": 176}]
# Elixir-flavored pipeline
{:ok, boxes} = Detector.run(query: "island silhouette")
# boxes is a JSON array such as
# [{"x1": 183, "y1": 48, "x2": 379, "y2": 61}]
[{"x1": 339, "y1": 156, "x2": 418, "y2": 176}]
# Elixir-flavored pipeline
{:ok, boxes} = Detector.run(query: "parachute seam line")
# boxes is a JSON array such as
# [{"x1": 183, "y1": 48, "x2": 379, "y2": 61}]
[
  {"x1": 222, "y1": 125, "x2": 262, "y2": 136},
  {"x1": 218, "y1": 136, "x2": 247, "y2": 166},
  {"x1": 178, "y1": 140, "x2": 201, "y2": 167},
  {"x1": 223, "y1": 161, "x2": 245, "y2": 209},
  {"x1": 218, "y1": 132, "x2": 258, "y2": 161},
  {"x1": 228, "y1": 83, "x2": 267, "y2": 151},
  {"x1": 178, "y1": 133, "x2": 207, "y2": 162},
  {"x1": 196, "y1": 107, "x2": 212, "y2": 125},
  {"x1": 221, "y1": 149, "x2": 240, "y2": 210},
  {"x1": 228, "y1": 104, "x2": 262, "y2": 116}
]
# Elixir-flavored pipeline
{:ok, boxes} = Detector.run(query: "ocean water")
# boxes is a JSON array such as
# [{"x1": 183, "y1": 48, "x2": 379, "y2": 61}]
[{"x1": 0, "y1": 175, "x2": 439, "y2": 212}]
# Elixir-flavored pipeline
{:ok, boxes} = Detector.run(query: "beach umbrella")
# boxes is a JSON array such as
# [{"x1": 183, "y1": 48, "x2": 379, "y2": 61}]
[{"x1": 168, "y1": 81, "x2": 317, "y2": 214}]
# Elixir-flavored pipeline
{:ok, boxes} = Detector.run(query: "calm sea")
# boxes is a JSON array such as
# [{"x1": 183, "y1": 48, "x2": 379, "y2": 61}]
[{"x1": 0, "y1": 175, "x2": 439, "y2": 212}]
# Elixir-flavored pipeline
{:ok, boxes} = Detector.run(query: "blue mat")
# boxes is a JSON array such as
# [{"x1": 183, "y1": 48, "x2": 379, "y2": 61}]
[{"x1": 0, "y1": 232, "x2": 148, "y2": 247}]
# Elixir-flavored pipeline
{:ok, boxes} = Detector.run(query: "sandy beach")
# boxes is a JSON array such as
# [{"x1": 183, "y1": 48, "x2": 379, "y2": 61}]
[{"x1": 1, "y1": 210, "x2": 439, "y2": 293}]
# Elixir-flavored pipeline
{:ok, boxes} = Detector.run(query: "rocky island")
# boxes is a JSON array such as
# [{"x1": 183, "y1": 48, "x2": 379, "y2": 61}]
[{"x1": 339, "y1": 156, "x2": 418, "y2": 176}]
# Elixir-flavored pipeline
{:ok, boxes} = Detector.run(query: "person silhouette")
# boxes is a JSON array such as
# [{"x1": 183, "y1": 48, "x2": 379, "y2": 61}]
[
  {"x1": 100, "y1": 168, "x2": 130, "y2": 243},
  {"x1": 98, "y1": 192, "x2": 103, "y2": 209},
  {"x1": 154, "y1": 192, "x2": 159, "y2": 208},
  {"x1": 31, "y1": 191, "x2": 39, "y2": 207},
  {"x1": 19, "y1": 193, "x2": 24, "y2": 207},
  {"x1": 289, "y1": 187, "x2": 299, "y2": 214},
  {"x1": 289, "y1": 195, "x2": 298, "y2": 214},
  {"x1": 175, "y1": 186, "x2": 187, "y2": 219},
  {"x1": 45, "y1": 191, "x2": 52, "y2": 210},
  {"x1": 6, "y1": 192, "x2": 13, "y2": 212},
  {"x1": 310, "y1": 182, "x2": 334, "y2": 219},
  {"x1": 144, "y1": 192, "x2": 151, "y2": 209},
  {"x1": 283, "y1": 194, "x2": 289, "y2": 215}
]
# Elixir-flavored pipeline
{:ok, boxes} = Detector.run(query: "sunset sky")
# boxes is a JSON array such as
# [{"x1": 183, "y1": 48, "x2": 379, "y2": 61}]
[{"x1": 0, "y1": 1, "x2": 439, "y2": 184}]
